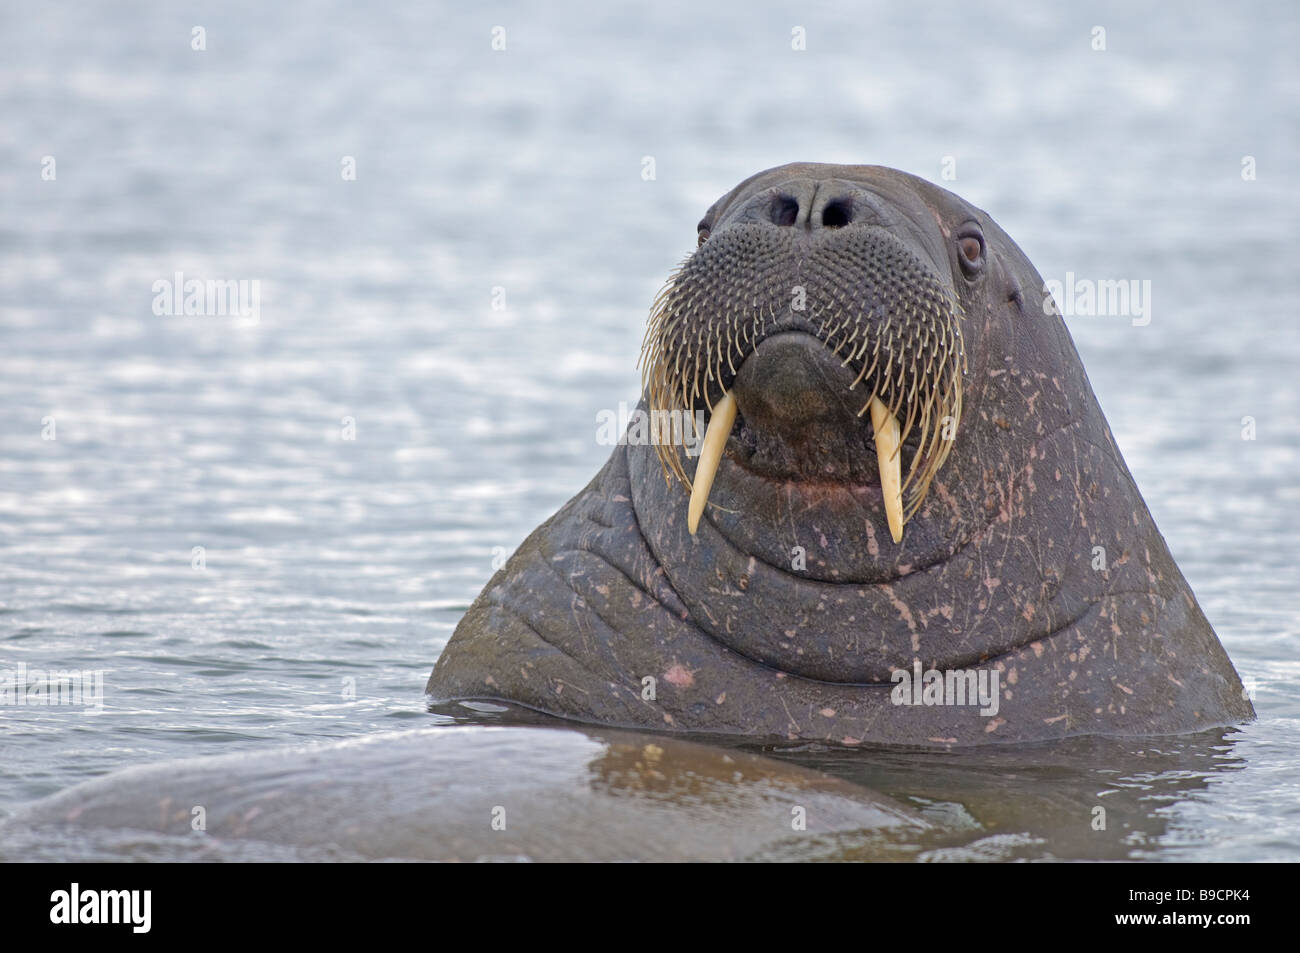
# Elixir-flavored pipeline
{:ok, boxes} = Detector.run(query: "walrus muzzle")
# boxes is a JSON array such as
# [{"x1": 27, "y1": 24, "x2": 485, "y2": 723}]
[{"x1": 641, "y1": 224, "x2": 965, "y2": 543}]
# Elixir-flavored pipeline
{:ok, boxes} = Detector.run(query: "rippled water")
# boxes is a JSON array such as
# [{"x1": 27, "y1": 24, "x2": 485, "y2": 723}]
[{"x1": 1, "y1": 0, "x2": 1297, "y2": 860}]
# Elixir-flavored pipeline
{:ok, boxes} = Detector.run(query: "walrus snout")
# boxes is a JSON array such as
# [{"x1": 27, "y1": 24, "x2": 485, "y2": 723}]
[{"x1": 644, "y1": 215, "x2": 965, "y2": 543}]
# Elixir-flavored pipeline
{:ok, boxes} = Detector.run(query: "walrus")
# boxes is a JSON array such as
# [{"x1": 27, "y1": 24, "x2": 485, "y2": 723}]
[
  {"x1": 2, "y1": 164, "x2": 1255, "y2": 864},
  {"x1": 427, "y1": 163, "x2": 1254, "y2": 746}
]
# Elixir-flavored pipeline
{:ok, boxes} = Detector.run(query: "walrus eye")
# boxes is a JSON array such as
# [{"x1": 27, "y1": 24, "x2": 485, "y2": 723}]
[
  {"x1": 957, "y1": 230, "x2": 984, "y2": 277},
  {"x1": 697, "y1": 228, "x2": 710, "y2": 247}
]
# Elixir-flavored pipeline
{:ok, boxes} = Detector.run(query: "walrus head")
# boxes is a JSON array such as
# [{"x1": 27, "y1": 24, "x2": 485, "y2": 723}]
[
  {"x1": 642, "y1": 166, "x2": 970, "y2": 546},
  {"x1": 429, "y1": 163, "x2": 1253, "y2": 745}
]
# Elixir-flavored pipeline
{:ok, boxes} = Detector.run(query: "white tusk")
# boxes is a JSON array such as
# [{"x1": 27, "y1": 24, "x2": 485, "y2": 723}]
[
  {"x1": 687, "y1": 390, "x2": 738, "y2": 535},
  {"x1": 869, "y1": 396, "x2": 904, "y2": 544}
]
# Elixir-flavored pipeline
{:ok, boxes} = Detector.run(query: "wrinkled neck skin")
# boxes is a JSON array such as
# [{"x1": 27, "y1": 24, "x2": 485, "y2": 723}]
[{"x1": 428, "y1": 166, "x2": 1252, "y2": 746}]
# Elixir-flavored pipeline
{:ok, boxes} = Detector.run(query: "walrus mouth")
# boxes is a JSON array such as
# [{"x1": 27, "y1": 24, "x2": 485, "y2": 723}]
[{"x1": 639, "y1": 224, "x2": 966, "y2": 544}]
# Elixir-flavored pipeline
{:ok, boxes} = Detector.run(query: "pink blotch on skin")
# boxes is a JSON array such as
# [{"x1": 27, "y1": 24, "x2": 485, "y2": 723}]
[{"x1": 663, "y1": 664, "x2": 694, "y2": 688}]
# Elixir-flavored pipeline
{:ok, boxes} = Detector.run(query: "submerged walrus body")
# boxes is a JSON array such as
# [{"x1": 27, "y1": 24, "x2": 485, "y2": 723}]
[
  {"x1": 428, "y1": 163, "x2": 1254, "y2": 746},
  {"x1": 3, "y1": 726, "x2": 929, "y2": 862}
]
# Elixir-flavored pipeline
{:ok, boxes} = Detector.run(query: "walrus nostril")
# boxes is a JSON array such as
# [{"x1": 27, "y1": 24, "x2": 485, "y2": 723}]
[
  {"x1": 822, "y1": 200, "x2": 852, "y2": 228},
  {"x1": 769, "y1": 195, "x2": 800, "y2": 227}
]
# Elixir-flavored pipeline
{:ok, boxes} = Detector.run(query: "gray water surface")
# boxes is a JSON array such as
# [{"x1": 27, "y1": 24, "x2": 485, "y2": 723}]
[{"x1": 1, "y1": 0, "x2": 1297, "y2": 861}]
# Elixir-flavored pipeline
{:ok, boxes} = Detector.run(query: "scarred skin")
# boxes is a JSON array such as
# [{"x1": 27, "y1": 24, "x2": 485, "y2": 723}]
[{"x1": 427, "y1": 163, "x2": 1254, "y2": 746}]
